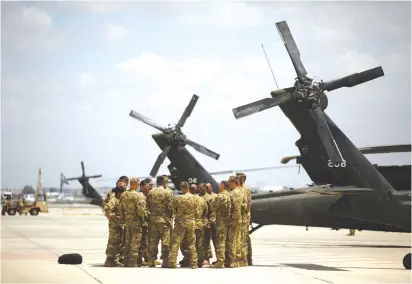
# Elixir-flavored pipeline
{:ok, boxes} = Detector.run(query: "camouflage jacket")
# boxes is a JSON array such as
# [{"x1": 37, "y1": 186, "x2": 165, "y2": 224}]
[
  {"x1": 240, "y1": 185, "x2": 252, "y2": 221},
  {"x1": 104, "y1": 195, "x2": 122, "y2": 225},
  {"x1": 202, "y1": 193, "x2": 217, "y2": 224},
  {"x1": 229, "y1": 187, "x2": 245, "y2": 221},
  {"x1": 118, "y1": 189, "x2": 148, "y2": 226},
  {"x1": 194, "y1": 195, "x2": 208, "y2": 230},
  {"x1": 173, "y1": 192, "x2": 197, "y2": 225},
  {"x1": 102, "y1": 190, "x2": 114, "y2": 212},
  {"x1": 213, "y1": 191, "x2": 231, "y2": 222},
  {"x1": 147, "y1": 186, "x2": 174, "y2": 224}
]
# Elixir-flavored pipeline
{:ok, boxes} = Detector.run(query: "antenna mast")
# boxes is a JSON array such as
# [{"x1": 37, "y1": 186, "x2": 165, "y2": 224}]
[{"x1": 261, "y1": 44, "x2": 279, "y2": 90}]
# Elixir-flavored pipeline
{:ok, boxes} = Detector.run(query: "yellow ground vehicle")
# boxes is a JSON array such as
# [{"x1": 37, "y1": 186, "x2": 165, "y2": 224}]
[{"x1": 1, "y1": 192, "x2": 48, "y2": 216}]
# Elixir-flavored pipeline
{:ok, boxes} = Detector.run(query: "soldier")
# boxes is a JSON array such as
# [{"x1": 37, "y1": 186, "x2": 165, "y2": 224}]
[
  {"x1": 191, "y1": 183, "x2": 208, "y2": 268},
  {"x1": 178, "y1": 183, "x2": 197, "y2": 268},
  {"x1": 204, "y1": 183, "x2": 217, "y2": 264},
  {"x1": 102, "y1": 176, "x2": 129, "y2": 212},
  {"x1": 162, "y1": 175, "x2": 172, "y2": 191},
  {"x1": 137, "y1": 179, "x2": 152, "y2": 266},
  {"x1": 103, "y1": 181, "x2": 126, "y2": 267},
  {"x1": 167, "y1": 182, "x2": 198, "y2": 269},
  {"x1": 226, "y1": 176, "x2": 244, "y2": 268},
  {"x1": 212, "y1": 181, "x2": 231, "y2": 268},
  {"x1": 236, "y1": 172, "x2": 252, "y2": 266},
  {"x1": 198, "y1": 183, "x2": 212, "y2": 265},
  {"x1": 146, "y1": 175, "x2": 174, "y2": 268},
  {"x1": 118, "y1": 178, "x2": 148, "y2": 267}
]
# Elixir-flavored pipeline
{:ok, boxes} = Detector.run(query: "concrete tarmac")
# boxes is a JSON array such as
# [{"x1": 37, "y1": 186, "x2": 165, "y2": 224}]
[{"x1": 1, "y1": 207, "x2": 411, "y2": 284}]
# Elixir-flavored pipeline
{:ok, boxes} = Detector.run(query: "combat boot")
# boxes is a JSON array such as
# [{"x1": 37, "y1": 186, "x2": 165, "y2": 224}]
[
  {"x1": 104, "y1": 261, "x2": 114, "y2": 267},
  {"x1": 198, "y1": 260, "x2": 203, "y2": 268},
  {"x1": 113, "y1": 261, "x2": 124, "y2": 267},
  {"x1": 161, "y1": 258, "x2": 169, "y2": 268},
  {"x1": 166, "y1": 263, "x2": 176, "y2": 268},
  {"x1": 147, "y1": 261, "x2": 156, "y2": 267},
  {"x1": 212, "y1": 261, "x2": 224, "y2": 268},
  {"x1": 154, "y1": 260, "x2": 161, "y2": 265},
  {"x1": 180, "y1": 259, "x2": 190, "y2": 268}
]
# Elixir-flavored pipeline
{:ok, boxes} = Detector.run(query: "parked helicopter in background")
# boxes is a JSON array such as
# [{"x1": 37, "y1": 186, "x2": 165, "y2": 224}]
[{"x1": 231, "y1": 20, "x2": 410, "y2": 269}]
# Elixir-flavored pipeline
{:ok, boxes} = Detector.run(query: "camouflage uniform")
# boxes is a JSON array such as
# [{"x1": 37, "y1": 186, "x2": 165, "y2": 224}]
[
  {"x1": 102, "y1": 191, "x2": 114, "y2": 212},
  {"x1": 118, "y1": 189, "x2": 148, "y2": 267},
  {"x1": 146, "y1": 186, "x2": 174, "y2": 267},
  {"x1": 104, "y1": 194, "x2": 124, "y2": 267},
  {"x1": 194, "y1": 195, "x2": 208, "y2": 267},
  {"x1": 226, "y1": 186, "x2": 244, "y2": 268},
  {"x1": 168, "y1": 192, "x2": 198, "y2": 268},
  {"x1": 239, "y1": 185, "x2": 252, "y2": 266},
  {"x1": 137, "y1": 192, "x2": 149, "y2": 265},
  {"x1": 212, "y1": 190, "x2": 231, "y2": 268},
  {"x1": 203, "y1": 192, "x2": 217, "y2": 260}
]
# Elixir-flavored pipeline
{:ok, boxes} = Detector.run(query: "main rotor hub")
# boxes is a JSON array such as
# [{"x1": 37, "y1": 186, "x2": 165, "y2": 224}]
[
  {"x1": 166, "y1": 127, "x2": 186, "y2": 144},
  {"x1": 293, "y1": 77, "x2": 323, "y2": 107}
]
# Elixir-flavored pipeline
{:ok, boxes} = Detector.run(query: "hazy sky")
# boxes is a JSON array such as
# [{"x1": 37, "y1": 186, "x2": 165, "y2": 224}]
[{"x1": 1, "y1": 1, "x2": 411, "y2": 189}]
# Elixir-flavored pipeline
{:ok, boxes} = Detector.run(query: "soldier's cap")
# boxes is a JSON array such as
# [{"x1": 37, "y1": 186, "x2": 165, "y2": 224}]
[
  {"x1": 228, "y1": 176, "x2": 239, "y2": 183},
  {"x1": 130, "y1": 177, "x2": 139, "y2": 184},
  {"x1": 119, "y1": 176, "x2": 129, "y2": 181}
]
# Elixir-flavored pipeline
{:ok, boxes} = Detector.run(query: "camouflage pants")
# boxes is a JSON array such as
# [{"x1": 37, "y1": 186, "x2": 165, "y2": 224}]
[
  {"x1": 247, "y1": 232, "x2": 252, "y2": 265},
  {"x1": 138, "y1": 227, "x2": 149, "y2": 263},
  {"x1": 203, "y1": 224, "x2": 216, "y2": 259},
  {"x1": 148, "y1": 222, "x2": 171, "y2": 262},
  {"x1": 226, "y1": 220, "x2": 241, "y2": 267},
  {"x1": 240, "y1": 221, "x2": 249, "y2": 262},
  {"x1": 123, "y1": 223, "x2": 142, "y2": 267},
  {"x1": 169, "y1": 221, "x2": 197, "y2": 267},
  {"x1": 215, "y1": 219, "x2": 228, "y2": 263},
  {"x1": 119, "y1": 225, "x2": 126, "y2": 263},
  {"x1": 105, "y1": 222, "x2": 123, "y2": 264},
  {"x1": 195, "y1": 229, "x2": 204, "y2": 265}
]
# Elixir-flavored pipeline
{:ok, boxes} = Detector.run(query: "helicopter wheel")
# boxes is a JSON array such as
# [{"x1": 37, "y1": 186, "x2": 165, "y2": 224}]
[{"x1": 403, "y1": 253, "x2": 411, "y2": 270}]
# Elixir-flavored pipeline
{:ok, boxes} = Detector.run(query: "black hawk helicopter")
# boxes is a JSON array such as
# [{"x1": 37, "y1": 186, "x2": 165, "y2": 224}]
[
  {"x1": 128, "y1": 94, "x2": 295, "y2": 191},
  {"x1": 232, "y1": 20, "x2": 411, "y2": 269},
  {"x1": 66, "y1": 161, "x2": 103, "y2": 206}
]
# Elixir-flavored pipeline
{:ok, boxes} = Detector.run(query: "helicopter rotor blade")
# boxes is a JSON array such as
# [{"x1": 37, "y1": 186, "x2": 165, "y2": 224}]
[
  {"x1": 185, "y1": 139, "x2": 220, "y2": 160},
  {"x1": 150, "y1": 144, "x2": 172, "y2": 177},
  {"x1": 209, "y1": 165, "x2": 299, "y2": 175},
  {"x1": 66, "y1": 177, "x2": 80, "y2": 181},
  {"x1": 232, "y1": 89, "x2": 294, "y2": 120},
  {"x1": 275, "y1": 21, "x2": 308, "y2": 80},
  {"x1": 176, "y1": 94, "x2": 199, "y2": 128},
  {"x1": 320, "y1": 66, "x2": 384, "y2": 92},
  {"x1": 130, "y1": 110, "x2": 167, "y2": 133},
  {"x1": 88, "y1": 175, "x2": 102, "y2": 179},
  {"x1": 312, "y1": 106, "x2": 343, "y2": 164},
  {"x1": 81, "y1": 161, "x2": 85, "y2": 176}
]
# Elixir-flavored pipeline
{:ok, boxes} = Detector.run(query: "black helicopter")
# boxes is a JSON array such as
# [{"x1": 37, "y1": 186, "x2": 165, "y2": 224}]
[
  {"x1": 66, "y1": 161, "x2": 103, "y2": 206},
  {"x1": 232, "y1": 20, "x2": 411, "y2": 269},
  {"x1": 128, "y1": 94, "x2": 295, "y2": 190}
]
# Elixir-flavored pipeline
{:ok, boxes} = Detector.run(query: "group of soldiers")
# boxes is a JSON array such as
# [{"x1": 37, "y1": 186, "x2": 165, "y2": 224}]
[{"x1": 102, "y1": 173, "x2": 252, "y2": 269}]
